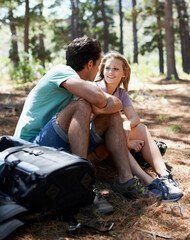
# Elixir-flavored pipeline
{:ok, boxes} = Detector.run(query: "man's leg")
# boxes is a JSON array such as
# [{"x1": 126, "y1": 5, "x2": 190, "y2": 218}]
[
  {"x1": 57, "y1": 99, "x2": 92, "y2": 158},
  {"x1": 93, "y1": 112, "x2": 133, "y2": 183}
]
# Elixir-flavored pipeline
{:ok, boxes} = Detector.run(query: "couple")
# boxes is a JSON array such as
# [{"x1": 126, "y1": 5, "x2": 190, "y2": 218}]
[{"x1": 14, "y1": 37, "x2": 183, "y2": 206}]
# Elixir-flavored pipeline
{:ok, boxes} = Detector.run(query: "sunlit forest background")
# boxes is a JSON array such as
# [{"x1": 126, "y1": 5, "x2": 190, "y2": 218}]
[
  {"x1": 0, "y1": 0, "x2": 190, "y2": 88},
  {"x1": 0, "y1": 2, "x2": 190, "y2": 239}
]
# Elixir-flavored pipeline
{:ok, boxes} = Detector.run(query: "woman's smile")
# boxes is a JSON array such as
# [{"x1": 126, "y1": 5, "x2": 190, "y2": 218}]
[{"x1": 104, "y1": 57, "x2": 125, "y2": 85}]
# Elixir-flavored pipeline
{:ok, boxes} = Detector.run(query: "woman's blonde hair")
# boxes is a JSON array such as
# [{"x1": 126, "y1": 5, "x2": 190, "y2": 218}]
[{"x1": 96, "y1": 52, "x2": 131, "y2": 92}]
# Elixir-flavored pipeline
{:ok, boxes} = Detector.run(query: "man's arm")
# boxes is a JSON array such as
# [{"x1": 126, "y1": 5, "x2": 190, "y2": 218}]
[
  {"x1": 91, "y1": 92, "x2": 123, "y2": 115},
  {"x1": 61, "y1": 77, "x2": 107, "y2": 108}
]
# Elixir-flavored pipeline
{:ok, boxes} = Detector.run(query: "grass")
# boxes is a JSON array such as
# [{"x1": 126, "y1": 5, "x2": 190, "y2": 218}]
[{"x1": 167, "y1": 124, "x2": 182, "y2": 133}]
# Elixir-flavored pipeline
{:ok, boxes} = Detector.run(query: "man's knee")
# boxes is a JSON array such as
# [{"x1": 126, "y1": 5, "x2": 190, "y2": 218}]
[
  {"x1": 58, "y1": 99, "x2": 92, "y2": 118},
  {"x1": 98, "y1": 112, "x2": 123, "y2": 128},
  {"x1": 109, "y1": 112, "x2": 123, "y2": 125},
  {"x1": 76, "y1": 99, "x2": 92, "y2": 116},
  {"x1": 57, "y1": 99, "x2": 92, "y2": 131}
]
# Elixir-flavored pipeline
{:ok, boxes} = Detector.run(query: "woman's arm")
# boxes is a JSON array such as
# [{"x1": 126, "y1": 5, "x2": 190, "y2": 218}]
[
  {"x1": 123, "y1": 105, "x2": 140, "y2": 129},
  {"x1": 123, "y1": 105, "x2": 144, "y2": 152}
]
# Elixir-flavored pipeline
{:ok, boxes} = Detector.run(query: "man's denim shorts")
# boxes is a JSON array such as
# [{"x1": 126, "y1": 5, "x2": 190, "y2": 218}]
[{"x1": 30, "y1": 115, "x2": 104, "y2": 155}]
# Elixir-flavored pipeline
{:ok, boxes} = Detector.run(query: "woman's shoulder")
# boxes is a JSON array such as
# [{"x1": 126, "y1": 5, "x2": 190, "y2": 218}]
[
  {"x1": 118, "y1": 87, "x2": 128, "y2": 95},
  {"x1": 118, "y1": 87, "x2": 132, "y2": 107},
  {"x1": 95, "y1": 79, "x2": 106, "y2": 91}
]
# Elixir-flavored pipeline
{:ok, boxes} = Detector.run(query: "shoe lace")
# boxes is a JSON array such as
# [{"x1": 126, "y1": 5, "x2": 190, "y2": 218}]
[
  {"x1": 166, "y1": 170, "x2": 179, "y2": 187},
  {"x1": 156, "y1": 179, "x2": 169, "y2": 198},
  {"x1": 130, "y1": 178, "x2": 146, "y2": 194}
]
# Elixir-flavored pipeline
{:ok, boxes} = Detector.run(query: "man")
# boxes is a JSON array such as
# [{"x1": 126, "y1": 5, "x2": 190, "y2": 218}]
[{"x1": 14, "y1": 37, "x2": 151, "y2": 201}]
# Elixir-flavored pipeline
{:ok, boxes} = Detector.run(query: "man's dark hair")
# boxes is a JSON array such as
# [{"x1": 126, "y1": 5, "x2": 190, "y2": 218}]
[{"x1": 66, "y1": 37, "x2": 101, "y2": 71}]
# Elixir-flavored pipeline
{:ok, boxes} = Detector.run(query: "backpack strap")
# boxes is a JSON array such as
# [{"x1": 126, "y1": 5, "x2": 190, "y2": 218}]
[
  {"x1": 0, "y1": 201, "x2": 28, "y2": 222},
  {"x1": 0, "y1": 135, "x2": 32, "y2": 152},
  {"x1": 0, "y1": 193, "x2": 29, "y2": 240},
  {"x1": 0, "y1": 144, "x2": 39, "y2": 165},
  {"x1": 0, "y1": 219, "x2": 25, "y2": 240},
  {"x1": 65, "y1": 214, "x2": 114, "y2": 234}
]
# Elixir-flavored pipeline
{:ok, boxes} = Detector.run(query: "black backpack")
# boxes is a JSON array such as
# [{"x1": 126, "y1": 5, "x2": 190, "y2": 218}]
[{"x1": 0, "y1": 135, "x2": 95, "y2": 239}]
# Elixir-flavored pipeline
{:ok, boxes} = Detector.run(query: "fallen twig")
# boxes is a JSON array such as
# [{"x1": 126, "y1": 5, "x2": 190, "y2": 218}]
[
  {"x1": 135, "y1": 228, "x2": 173, "y2": 239},
  {"x1": 177, "y1": 202, "x2": 183, "y2": 217}
]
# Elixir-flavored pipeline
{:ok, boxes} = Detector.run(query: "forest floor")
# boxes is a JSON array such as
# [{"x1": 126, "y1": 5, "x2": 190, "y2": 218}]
[{"x1": 0, "y1": 75, "x2": 190, "y2": 240}]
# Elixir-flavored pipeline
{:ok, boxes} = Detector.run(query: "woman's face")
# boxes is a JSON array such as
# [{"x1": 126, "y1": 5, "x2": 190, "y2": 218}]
[{"x1": 103, "y1": 57, "x2": 125, "y2": 86}]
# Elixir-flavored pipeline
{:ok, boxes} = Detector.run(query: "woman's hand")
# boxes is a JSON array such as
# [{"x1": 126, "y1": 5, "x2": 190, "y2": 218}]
[{"x1": 128, "y1": 139, "x2": 144, "y2": 152}]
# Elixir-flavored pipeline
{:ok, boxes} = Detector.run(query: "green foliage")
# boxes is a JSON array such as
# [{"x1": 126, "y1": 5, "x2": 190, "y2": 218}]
[
  {"x1": 138, "y1": 0, "x2": 165, "y2": 56},
  {"x1": 30, "y1": 35, "x2": 52, "y2": 65},
  {"x1": 167, "y1": 125, "x2": 181, "y2": 133},
  {"x1": 0, "y1": 57, "x2": 10, "y2": 82},
  {"x1": 52, "y1": 25, "x2": 71, "y2": 52},
  {"x1": 159, "y1": 114, "x2": 164, "y2": 121},
  {"x1": 171, "y1": 74, "x2": 177, "y2": 82},
  {"x1": 9, "y1": 53, "x2": 46, "y2": 84},
  {"x1": 0, "y1": 0, "x2": 189, "y2": 84},
  {"x1": 131, "y1": 58, "x2": 159, "y2": 82},
  {"x1": 140, "y1": 25, "x2": 164, "y2": 55}
]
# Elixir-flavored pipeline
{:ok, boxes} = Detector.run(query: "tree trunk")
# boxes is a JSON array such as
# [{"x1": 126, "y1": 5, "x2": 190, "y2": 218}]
[
  {"x1": 75, "y1": 0, "x2": 80, "y2": 36},
  {"x1": 164, "y1": 0, "x2": 178, "y2": 80},
  {"x1": 157, "y1": 34, "x2": 164, "y2": 74},
  {"x1": 39, "y1": 0, "x2": 45, "y2": 67},
  {"x1": 9, "y1": 10, "x2": 19, "y2": 67},
  {"x1": 100, "y1": 0, "x2": 109, "y2": 53},
  {"x1": 155, "y1": 0, "x2": 164, "y2": 74},
  {"x1": 175, "y1": 0, "x2": 190, "y2": 74},
  {"x1": 119, "y1": 0, "x2": 123, "y2": 54},
  {"x1": 92, "y1": 0, "x2": 98, "y2": 39},
  {"x1": 24, "y1": 0, "x2": 29, "y2": 53},
  {"x1": 132, "y1": 0, "x2": 138, "y2": 63},
  {"x1": 71, "y1": 0, "x2": 79, "y2": 40},
  {"x1": 39, "y1": 33, "x2": 45, "y2": 67}
]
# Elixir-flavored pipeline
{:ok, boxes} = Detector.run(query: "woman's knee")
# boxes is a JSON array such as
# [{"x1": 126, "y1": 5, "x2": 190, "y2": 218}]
[
  {"x1": 136, "y1": 123, "x2": 146, "y2": 131},
  {"x1": 134, "y1": 123, "x2": 151, "y2": 137}
]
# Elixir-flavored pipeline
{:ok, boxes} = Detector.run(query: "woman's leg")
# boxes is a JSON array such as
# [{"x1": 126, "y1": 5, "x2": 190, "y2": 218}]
[
  {"x1": 128, "y1": 152, "x2": 154, "y2": 185},
  {"x1": 88, "y1": 140, "x2": 154, "y2": 186},
  {"x1": 129, "y1": 123, "x2": 168, "y2": 177}
]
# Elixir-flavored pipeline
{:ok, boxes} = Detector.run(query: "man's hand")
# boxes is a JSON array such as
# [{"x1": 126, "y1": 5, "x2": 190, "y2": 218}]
[{"x1": 91, "y1": 93, "x2": 122, "y2": 115}]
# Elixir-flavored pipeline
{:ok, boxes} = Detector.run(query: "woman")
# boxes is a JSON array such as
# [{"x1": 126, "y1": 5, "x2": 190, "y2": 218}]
[{"x1": 92, "y1": 51, "x2": 183, "y2": 202}]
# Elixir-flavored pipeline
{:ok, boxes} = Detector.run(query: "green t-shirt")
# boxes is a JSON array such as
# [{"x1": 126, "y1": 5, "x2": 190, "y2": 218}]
[{"x1": 14, "y1": 64, "x2": 79, "y2": 141}]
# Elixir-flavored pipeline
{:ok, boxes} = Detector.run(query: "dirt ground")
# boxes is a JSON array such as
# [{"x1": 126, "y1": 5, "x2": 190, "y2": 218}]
[{"x1": 0, "y1": 76, "x2": 190, "y2": 240}]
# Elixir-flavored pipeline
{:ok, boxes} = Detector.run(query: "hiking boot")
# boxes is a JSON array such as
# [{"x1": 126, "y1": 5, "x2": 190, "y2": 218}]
[
  {"x1": 112, "y1": 176, "x2": 154, "y2": 199},
  {"x1": 93, "y1": 188, "x2": 114, "y2": 215},
  {"x1": 148, "y1": 171, "x2": 183, "y2": 202}
]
